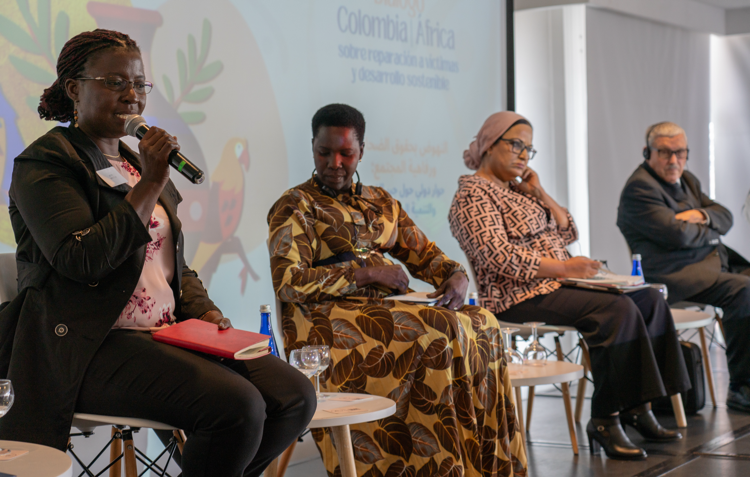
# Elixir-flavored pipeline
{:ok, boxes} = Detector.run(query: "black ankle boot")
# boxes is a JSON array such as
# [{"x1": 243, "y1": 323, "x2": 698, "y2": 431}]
[
  {"x1": 587, "y1": 418, "x2": 647, "y2": 461},
  {"x1": 620, "y1": 404, "x2": 682, "y2": 441}
]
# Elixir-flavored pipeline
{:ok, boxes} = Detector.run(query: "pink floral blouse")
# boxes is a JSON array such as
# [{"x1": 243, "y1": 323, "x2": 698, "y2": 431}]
[
  {"x1": 108, "y1": 158, "x2": 176, "y2": 329},
  {"x1": 449, "y1": 174, "x2": 578, "y2": 314}
]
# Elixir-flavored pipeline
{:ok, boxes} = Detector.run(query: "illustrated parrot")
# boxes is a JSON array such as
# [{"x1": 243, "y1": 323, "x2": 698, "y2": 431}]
[{"x1": 190, "y1": 137, "x2": 259, "y2": 294}]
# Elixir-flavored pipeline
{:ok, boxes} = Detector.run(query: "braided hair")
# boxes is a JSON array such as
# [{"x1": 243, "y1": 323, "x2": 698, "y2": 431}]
[{"x1": 38, "y1": 29, "x2": 140, "y2": 122}]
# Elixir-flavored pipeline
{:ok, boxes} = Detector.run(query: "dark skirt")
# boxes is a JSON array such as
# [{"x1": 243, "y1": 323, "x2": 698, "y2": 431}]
[{"x1": 496, "y1": 286, "x2": 691, "y2": 417}]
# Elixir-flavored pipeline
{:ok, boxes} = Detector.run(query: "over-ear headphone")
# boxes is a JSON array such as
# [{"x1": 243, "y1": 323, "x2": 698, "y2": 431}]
[
  {"x1": 642, "y1": 123, "x2": 663, "y2": 160},
  {"x1": 313, "y1": 170, "x2": 362, "y2": 197}
]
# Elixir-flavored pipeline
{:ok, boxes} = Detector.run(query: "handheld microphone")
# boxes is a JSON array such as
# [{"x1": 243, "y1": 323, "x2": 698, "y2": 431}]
[{"x1": 124, "y1": 115, "x2": 205, "y2": 184}]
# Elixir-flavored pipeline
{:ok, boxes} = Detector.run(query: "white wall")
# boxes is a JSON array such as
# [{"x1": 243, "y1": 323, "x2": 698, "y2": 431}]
[
  {"x1": 711, "y1": 33, "x2": 750, "y2": 259},
  {"x1": 515, "y1": 5, "x2": 591, "y2": 257},
  {"x1": 516, "y1": 7, "x2": 570, "y2": 207},
  {"x1": 586, "y1": 6, "x2": 711, "y2": 273}
]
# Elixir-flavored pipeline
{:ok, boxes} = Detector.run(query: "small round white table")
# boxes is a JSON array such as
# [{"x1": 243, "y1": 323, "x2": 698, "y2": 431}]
[
  {"x1": 265, "y1": 393, "x2": 396, "y2": 477},
  {"x1": 509, "y1": 361, "x2": 584, "y2": 456},
  {"x1": 0, "y1": 440, "x2": 72, "y2": 477}
]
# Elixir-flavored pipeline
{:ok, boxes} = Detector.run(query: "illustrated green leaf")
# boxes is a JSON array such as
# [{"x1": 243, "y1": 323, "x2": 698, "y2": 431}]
[
  {"x1": 9, "y1": 55, "x2": 55, "y2": 84},
  {"x1": 193, "y1": 60, "x2": 222, "y2": 84},
  {"x1": 183, "y1": 86, "x2": 213, "y2": 103},
  {"x1": 187, "y1": 33, "x2": 197, "y2": 76},
  {"x1": 0, "y1": 15, "x2": 41, "y2": 54},
  {"x1": 198, "y1": 18, "x2": 211, "y2": 66},
  {"x1": 179, "y1": 111, "x2": 206, "y2": 124},
  {"x1": 16, "y1": 0, "x2": 39, "y2": 43},
  {"x1": 162, "y1": 74, "x2": 174, "y2": 103},
  {"x1": 53, "y1": 11, "x2": 69, "y2": 57},
  {"x1": 25, "y1": 95, "x2": 38, "y2": 112},
  {"x1": 176, "y1": 49, "x2": 187, "y2": 92},
  {"x1": 37, "y1": 0, "x2": 51, "y2": 58}
]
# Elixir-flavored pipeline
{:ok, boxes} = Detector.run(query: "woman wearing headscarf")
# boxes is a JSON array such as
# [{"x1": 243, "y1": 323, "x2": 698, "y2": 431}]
[
  {"x1": 268, "y1": 104, "x2": 526, "y2": 476},
  {"x1": 448, "y1": 112, "x2": 690, "y2": 461}
]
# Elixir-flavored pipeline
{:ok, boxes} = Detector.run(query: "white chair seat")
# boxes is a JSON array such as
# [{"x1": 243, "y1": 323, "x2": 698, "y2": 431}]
[
  {"x1": 72, "y1": 413, "x2": 177, "y2": 433},
  {"x1": 496, "y1": 320, "x2": 577, "y2": 340},
  {"x1": 670, "y1": 308, "x2": 714, "y2": 330},
  {"x1": 668, "y1": 307, "x2": 720, "y2": 409}
]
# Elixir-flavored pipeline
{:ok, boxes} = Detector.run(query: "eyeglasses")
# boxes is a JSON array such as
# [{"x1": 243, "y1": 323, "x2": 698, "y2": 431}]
[
  {"x1": 500, "y1": 138, "x2": 537, "y2": 160},
  {"x1": 77, "y1": 75, "x2": 153, "y2": 94},
  {"x1": 651, "y1": 148, "x2": 689, "y2": 160}
]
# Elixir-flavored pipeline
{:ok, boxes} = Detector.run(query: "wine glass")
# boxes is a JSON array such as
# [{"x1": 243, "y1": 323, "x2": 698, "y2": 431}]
[
  {"x1": 288, "y1": 349, "x2": 320, "y2": 380},
  {"x1": 522, "y1": 322, "x2": 547, "y2": 366},
  {"x1": 304, "y1": 345, "x2": 331, "y2": 400},
  {"x1": 500, "y1": 328, "x2": 524, "y2": 365},
  {"x1": 0, "y1": 380, "x2": 14, "y2": 455}
]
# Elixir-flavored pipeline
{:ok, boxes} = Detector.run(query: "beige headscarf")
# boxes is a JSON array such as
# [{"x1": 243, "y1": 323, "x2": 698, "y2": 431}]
[{"x1": 463, "y1": 111, "x2": 529, "y2": 170}]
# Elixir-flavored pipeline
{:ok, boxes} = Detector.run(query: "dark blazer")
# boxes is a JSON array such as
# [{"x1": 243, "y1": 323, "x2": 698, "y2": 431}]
[
  {"x1": 617, "y1": 161, "x2": 734, "y2": 303},
  {"x1": 0, "y1": 125, "x2": 219, "y2": 450}
]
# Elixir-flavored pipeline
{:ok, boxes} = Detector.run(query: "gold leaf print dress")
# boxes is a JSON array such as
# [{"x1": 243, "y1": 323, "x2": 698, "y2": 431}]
[{"x1": 267, "y1": 178, "x2": 527, "y2": 477}]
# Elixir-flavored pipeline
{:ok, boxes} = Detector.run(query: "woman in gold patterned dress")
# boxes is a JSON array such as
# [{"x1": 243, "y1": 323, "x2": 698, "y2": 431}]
[{"x1": 267, "y1": 104, "x2": 527, "y2": 477}]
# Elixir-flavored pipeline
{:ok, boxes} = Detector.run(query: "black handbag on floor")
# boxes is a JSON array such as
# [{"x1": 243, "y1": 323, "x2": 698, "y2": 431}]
[{"x1": 654, "y1": 341, "x2": 705, "y2": 415}]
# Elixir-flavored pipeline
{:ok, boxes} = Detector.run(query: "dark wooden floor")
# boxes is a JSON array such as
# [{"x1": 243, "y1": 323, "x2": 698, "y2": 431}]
[{"x1": 285, "y1": 326, "x2": 750, "y2": 477}]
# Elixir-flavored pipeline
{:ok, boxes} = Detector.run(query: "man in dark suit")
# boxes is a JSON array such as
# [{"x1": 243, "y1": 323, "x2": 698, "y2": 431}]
[{"x1": 618, "y1": 121, "x2": 750, "y2": 413}]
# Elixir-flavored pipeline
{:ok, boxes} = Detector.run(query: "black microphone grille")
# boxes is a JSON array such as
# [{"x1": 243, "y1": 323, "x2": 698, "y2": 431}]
[{"x1": 124, "y1": 115, "x2": 148, "y2": 138}]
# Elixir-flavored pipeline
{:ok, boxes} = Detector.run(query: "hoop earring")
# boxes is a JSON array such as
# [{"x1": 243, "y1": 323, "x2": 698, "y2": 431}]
[{"x1": 74, "y1": 101, "x2": 79, "y2": 128}]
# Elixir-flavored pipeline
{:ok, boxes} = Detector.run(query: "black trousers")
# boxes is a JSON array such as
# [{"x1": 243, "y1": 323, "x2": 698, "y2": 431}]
[
  {"x1": 496, "y1": 287, "x2": 690, "y2": 418},
  {"x1": 75, "y1": 330, "x2": 317, "y2": 477},
  {"x1": 683, "y1": 267, "x2": 750, "y2": 384}
]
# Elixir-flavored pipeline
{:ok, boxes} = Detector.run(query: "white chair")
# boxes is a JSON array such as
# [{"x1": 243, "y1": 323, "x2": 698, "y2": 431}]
[
  {"x1": 462, "y1": 252, "x2": 690, "y2": 432},
  {"x1": 460, "y1": 251, "x2": 591, "y2": 433},
  {"x1": 670, "y1": 306, "x2": 719, "y2": 409},
  {"x1": 0, "y1": 253, "x2": 185, "y2": 477},
  {"x1": 70, "y1": 415, "x2": 185, "y2": 477},
  {"x1": 672, "y1": 301, "x2": 725, "y2": 344}
]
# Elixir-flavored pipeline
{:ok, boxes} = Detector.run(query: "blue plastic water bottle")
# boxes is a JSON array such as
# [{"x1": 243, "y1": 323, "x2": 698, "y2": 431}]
[
  {"x1": 259, "y1": 304, "x2": 280, "y2": 358},
  {"x1": 631, "y1": 254, "x2": 643, "y2": 277},
  {"x1": 469, "y1": 292, "x2": 478, "y2": 306}
]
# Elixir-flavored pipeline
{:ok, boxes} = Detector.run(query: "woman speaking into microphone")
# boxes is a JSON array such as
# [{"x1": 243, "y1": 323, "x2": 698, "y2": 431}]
[{"x1": 0, "y1": 29, "x2": 315, "y2": 477}]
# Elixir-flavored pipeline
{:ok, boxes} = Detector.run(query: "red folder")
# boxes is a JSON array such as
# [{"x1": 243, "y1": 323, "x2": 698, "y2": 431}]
[{"x1": 153, "y1": 319, "x2": 271, "y2": 360}]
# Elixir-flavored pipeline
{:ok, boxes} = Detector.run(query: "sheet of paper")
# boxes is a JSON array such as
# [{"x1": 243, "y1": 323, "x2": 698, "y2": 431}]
[
  {"x1": 384, "y1": 291, "x2": 439, "y2": 303},
  {"x1": 565, "y1": 269, "x2": 644, "y2": 286}
]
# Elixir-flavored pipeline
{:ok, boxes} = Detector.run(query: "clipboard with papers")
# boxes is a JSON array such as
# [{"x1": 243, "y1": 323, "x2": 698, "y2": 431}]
[
  {"x1": 384, "y1": 291, "x2": 440, "y2": 305},
  {"x1": 559, "y1": 268, "x2": 651, "y2": 294}
]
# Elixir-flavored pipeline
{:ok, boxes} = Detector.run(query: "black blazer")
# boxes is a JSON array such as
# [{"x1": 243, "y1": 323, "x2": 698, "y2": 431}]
[
  {"x1": 0, "y1": 125, "x2": 219, "y2": 450},
  {"x1": 617, "y1": 162, "x2": 733, "y2": 303}
]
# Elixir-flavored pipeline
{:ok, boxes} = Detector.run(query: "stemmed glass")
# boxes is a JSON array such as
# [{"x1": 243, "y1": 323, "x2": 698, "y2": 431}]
[
  {"x1": 303, "y1": 345, "x2": 331, "y2": 401},
  {"x1": 522, "y1": 322, "x2": 547, "y2": 366},
  {"x1": 288, "y1": 349, "x2": 320, "y2": 381},
  {"x1": 500, "y1": 328, "x2": 524, "y2": 365},
  {"x1": 0, "y1": 380, "x2": 14, "y2": 455}
]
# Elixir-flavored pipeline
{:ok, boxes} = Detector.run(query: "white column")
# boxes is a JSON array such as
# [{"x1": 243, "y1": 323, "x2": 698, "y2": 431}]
[{"x1": 563, "y1": 4, "x2": 590, "y2": 257}]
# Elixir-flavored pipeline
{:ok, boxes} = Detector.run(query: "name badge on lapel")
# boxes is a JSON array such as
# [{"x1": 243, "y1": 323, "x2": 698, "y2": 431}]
[{"x1": 96, "y1": 167, "x2": 128, "y2": 188}]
